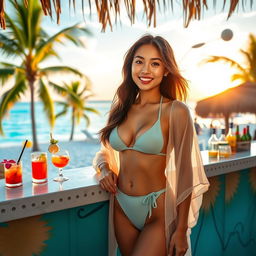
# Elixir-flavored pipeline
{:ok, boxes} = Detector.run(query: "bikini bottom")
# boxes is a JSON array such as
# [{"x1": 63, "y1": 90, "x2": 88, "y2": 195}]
[{"x1": 115, "y1": 188, "x2": 166, "y2": 230}]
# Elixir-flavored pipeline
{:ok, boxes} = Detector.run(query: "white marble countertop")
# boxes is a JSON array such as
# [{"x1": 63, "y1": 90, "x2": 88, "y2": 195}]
[{"x1": 1, "y1": 142, "x2": 256, "y2": 222}]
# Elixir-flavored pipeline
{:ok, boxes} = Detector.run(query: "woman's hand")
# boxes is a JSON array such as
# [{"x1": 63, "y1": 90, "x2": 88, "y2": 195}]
[
  {"x1": 168, "y1": 230, "x2": 188, "y2": 256},
  {"x1": 99, "y1": 165, "x2": 118, "y2": 194}
]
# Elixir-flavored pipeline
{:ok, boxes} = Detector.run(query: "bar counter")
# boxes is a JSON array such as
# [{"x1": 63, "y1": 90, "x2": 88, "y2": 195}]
[{"x1": 0, "y1": 143, "x2": 256, "y2": 255}]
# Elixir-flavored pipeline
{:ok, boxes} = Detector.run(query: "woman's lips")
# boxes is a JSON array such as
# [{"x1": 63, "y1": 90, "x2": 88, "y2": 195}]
[{"x1": 139, "y1": 77, "x2": 153, "y2": 84}]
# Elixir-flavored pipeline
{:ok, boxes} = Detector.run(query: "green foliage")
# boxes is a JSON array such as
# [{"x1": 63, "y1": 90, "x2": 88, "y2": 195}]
[
  {"x1": 201, "y1": 34, "x2": 256, "y2": 83},
  {"x1": 53, "y1": 79, "x2": 100, "y2": 140},
  {"x1": 0, "y1": 0, "x2": 92, "y2": 150}
]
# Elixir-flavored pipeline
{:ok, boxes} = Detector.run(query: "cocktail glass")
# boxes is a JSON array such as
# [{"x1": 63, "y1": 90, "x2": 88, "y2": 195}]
[
  {"x1": 4, "y1": 161, "x2": 23, "y2": 188},
  {"x1": 31, "y1": 152, "x2": 48, "y2": 184},
  {"x1": 52, "y1": 149, "x2": 70, "y2": 182}
]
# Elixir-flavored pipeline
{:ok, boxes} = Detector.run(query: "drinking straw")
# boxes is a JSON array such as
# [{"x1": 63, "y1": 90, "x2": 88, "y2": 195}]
[{"x1": 17, "y1": 140, "x2": 28, "y2": 164}]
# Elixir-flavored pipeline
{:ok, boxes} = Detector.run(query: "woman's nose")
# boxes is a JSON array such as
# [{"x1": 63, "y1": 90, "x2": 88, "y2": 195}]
[{"x1": 141, "y1": 63, "x2": 150, "y2": 74}]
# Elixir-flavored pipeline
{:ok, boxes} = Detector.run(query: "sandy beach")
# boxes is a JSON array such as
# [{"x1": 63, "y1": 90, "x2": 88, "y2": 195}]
[{"x1": 0, "y1": 140, "x2": 101, "y2": 175}]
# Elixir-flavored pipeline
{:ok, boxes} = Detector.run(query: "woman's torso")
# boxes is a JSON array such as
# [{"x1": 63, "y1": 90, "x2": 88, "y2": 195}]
[{"x1": 110, "y1": 97, "x2": 173, "y2": 195}]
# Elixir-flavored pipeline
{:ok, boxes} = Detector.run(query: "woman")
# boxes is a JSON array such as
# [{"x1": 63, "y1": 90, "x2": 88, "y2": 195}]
[{"x1": 93, "y1": 34, "x2": 209, "y2": 256}]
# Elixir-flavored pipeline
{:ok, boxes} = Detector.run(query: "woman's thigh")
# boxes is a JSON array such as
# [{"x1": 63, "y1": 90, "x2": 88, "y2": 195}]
[
  {"x1": 132, "y1": 220, "x2": 166, "y2": 256},
  {"x1": 114, "y1": 198, "x2": 140, "y2": 256}
]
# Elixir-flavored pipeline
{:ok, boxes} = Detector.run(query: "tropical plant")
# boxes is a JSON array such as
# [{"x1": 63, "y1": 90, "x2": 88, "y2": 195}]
[
  {"x1": 51, "y1": 79, "x2": 100, "y2": 141},
  {"x1": 0, "y1": 0, "x2": 92, "y2": 151},
  {"x1": 201, "y1": 33, "x2": 256, "y2": 83}
]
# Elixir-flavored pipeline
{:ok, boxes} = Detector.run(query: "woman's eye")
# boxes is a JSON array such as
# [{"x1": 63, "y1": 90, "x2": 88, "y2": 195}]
[
  {"x1": 152, "y1": 62, "x2": 160, "y2": 67},
  {"x1": 135, "y1": 60, "x2": 142, "y2": 64}
]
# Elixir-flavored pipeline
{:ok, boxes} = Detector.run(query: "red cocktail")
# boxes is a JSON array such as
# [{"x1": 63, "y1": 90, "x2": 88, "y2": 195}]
[
  {"x1": 4, "y1": 161, "x2": 23, "y2": 188},
  {"x1": 31, "y1": 152, "x2": 48, "y2": 183}
]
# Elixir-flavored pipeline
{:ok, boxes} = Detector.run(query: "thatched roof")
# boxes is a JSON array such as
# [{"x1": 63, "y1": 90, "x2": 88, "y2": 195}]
[
  {"x1": 195, "y1": 82, "x2": 256, "y2": 117},
  {"x1": 0, "y1": 0, "x2": 254, "y2": 31},
  {"x1": 195, "y1": 81, "x2": 256, "y2": 130}
]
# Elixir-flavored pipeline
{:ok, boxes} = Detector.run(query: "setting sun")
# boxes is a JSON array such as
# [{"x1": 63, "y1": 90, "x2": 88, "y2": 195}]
[{"x1": 183, "y1": 61, "x2": 242, "y2": 100}]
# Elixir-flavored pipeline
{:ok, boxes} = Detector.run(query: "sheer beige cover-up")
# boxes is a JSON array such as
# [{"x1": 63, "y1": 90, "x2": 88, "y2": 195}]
[{"x1": 93, "y1": 100, "x2": 210, "y2": 256}]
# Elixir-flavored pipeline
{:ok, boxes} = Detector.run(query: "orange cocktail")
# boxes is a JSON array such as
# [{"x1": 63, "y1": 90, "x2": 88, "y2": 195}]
[
  {"x1": 4, "y1": 161, "x2": 23, "y2": 187},
  {"x1": 52, "y1": 150, "x2": 70, "y2": 182},
  {"x1": 31, "y1": 152, "x2": 48, "y2": 183},
  {"x1": 52, "y1": 155, "x2": 70, "y2": 168}
]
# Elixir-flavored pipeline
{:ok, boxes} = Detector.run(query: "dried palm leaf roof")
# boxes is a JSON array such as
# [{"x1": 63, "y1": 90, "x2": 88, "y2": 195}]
[{"x1": 0, "y1": 0, "x2": 254, "y2": 31}]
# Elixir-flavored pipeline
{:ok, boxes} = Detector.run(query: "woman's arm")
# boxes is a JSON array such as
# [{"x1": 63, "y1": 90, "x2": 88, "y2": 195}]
[
  {"x1": 168, "y1": 193, "x2": 191, "y2": 256},
  {"x1": 176, "y1": 193, "x2": 192, "y2": 233},
  {"x1": 93, "y1": 143, "x2": 118, "y2": 194}
]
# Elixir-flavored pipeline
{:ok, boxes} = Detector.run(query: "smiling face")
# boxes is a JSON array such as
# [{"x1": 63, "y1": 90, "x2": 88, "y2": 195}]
[{"x1": 131, "y1": 44, "x2": 167, "y2": 92}]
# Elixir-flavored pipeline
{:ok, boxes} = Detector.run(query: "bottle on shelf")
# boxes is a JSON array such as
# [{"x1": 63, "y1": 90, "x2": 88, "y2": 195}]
[
  {"x1": 235, "y1": 125, "x2": 241, "y2": 142},
  {"x1": 241, "y1": 127, "x2": 249, "y2": 141},
  {"x1": 218, "y1": 128, "x2": 226, "y2": 144},
  {"x1": 218, "y1": 128, "x2": 231, "y2": 158},
  {"x1": 246, "y1": 125, "x2": 252, "y2": 141},
  {"x1": 208, "y1": 128, "x2": 219, "y2": 158},
  {"x1": 226, "y1": 122, "x2": 236, "y2": 153}
]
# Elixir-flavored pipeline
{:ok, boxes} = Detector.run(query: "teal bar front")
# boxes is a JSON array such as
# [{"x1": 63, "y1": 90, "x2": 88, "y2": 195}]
[
  {"x1": 191, "y1": 168, "x2": 256, "y2": 255},
  {"x1": 1, "y1": 151, "x2": 256, "y2": 255}
]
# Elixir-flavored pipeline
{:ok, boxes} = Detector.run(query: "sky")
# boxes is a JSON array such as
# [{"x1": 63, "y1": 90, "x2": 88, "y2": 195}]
[{"x1": 1, "y1": 1, "x2": 256, "y2": 101}]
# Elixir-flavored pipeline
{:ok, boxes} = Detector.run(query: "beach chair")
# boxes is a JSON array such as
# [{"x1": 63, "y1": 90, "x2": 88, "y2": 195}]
[{"x1": 81, "y1": 129, "x2": 99, "y2": 143}]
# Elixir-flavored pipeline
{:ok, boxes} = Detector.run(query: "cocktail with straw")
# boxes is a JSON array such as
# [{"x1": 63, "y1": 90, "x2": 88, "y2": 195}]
[{"x1": 2, "y1": 140, "x2": 28, "y2": 188}]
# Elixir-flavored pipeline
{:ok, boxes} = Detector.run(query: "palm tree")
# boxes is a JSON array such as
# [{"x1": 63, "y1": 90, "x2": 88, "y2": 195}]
[
  {"x1": 202, "y1": 33, "x2": 256, "y2": 83},
  {"x1": 50, "y1": 79, "x2": 99, "y2": 141},
  {"x1": 0, "y1": 0, "x2": 92, "y2": 151}
]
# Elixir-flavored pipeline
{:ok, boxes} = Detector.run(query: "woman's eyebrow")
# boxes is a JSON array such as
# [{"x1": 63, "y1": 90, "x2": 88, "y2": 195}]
[{"x1": 134, "y1": 55, "x2": 162, "y2": 61}]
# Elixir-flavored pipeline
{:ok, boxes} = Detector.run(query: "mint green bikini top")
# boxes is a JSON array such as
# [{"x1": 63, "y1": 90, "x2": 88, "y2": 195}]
[{"x1": 109, "y1": 96, "x2": 166, "y2": 156}]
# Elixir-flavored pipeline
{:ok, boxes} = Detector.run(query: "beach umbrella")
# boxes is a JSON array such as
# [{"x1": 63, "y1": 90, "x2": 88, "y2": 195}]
[
  {"x1": 195, "y1": 82, "x2": 256, "y2": 132},
  {"x1": 0, "y1": 0, "x2": 254, "y2": 31}
]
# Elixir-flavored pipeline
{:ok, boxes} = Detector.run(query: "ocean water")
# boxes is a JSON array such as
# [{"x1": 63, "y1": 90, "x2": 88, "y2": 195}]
[
  {"x1": 0, "y1": 101, "x2": 111, "y2": 147},
  {"x1": 1, "y1": 100, "x2": 255, "y2": 148}
]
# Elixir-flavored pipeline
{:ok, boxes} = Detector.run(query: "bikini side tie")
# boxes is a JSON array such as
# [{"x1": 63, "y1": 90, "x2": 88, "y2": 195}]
[{"x1": 142, "y1": 192, "x2": 158, "y2": 218}]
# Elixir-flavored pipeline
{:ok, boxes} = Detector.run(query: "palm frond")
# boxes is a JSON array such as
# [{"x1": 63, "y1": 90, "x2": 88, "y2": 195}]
[
  {"x1": 56, "y1": 109, "x2": 68, "y2": 119},
  {"x1": 240, "y1": 49, "x2": 253, "y2": 67},
  {"x1": 34, "y1": 24, "x2": 91, "y2": 65},
  {"x1": 200, "y1": 56, "x2": 248, "y2": 75},
  {"x1": 55, "y1": 101, "x2": 68, "y2": 107},
  {"x1": 29, "y1": 1, "x2": 43, "y2": 49},
  {"x1": 0, "y1": 68, "x2": 15, "y2": 85},
  {"x1": 0, "y1": 62, "x2": 18, "y2": 68},
  {"x1": 245, "y1": 34, "x2": 256, "y2": 81},
  {"x1": 38, "y1": 79, "x2": 55, "y2": 128},
  {"x1": 0, "y1": 62, "x2": 25, "y2": 74},
  {"x1": 66, "y1": 90, "x2": 84, "y2": 109},
  {"x1": 9, "y1": 0, "x2": 42, "y2": 50},
  {"x1": 49, "y1": 81, "x2": 68, "y2": 95},
  {"x1": 0, "y1": 33, "x2": 22, "y2": 57},
  {"x1": 37, "y1": 48, "x2": 62, "y2": 63},
  {"x1": 0, "y1": 75, "x2": 27, "y2": 135},
  {"x1": 40, "y1": 66, "x2": 84, "y2": 78},
  {"x1": 84, "y1": 106, "x2": 100, "y2": 115},
  {"x1": 230, "y1": 73, "x2": 249, "y2": 83},
  {"x1": 5, "y1": 13, "x2": 25, "y2": 53},
  {"x1": 83, "y1": 113, "x2": 90, "y2": 127}
]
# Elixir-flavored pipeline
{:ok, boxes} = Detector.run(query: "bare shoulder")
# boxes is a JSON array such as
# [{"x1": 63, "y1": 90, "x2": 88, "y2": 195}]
[
  {"x1": 170, "y1": 100, "x2": 190, "y2": 116},
  {"x1": 162, "y1": 98, "x2": 189, "y2": 113}
]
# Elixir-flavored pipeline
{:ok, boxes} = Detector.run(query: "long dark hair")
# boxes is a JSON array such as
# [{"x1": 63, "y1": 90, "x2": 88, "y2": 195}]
[{"x1": 100, "y1": 34, "x2": 188, "y2": 144}]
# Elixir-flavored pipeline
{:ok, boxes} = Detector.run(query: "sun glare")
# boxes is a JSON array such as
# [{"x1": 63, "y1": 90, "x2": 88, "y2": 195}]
[{"x1": 185, "y1": 62, "x2": 241, "y2": 100}]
